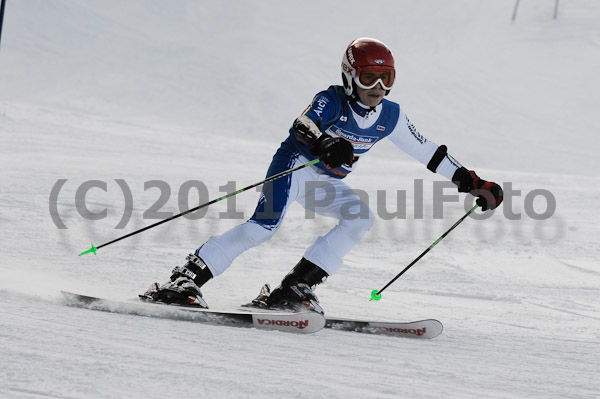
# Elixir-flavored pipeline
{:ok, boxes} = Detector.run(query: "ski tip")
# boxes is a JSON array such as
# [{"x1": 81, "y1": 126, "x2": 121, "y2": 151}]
[{"x1": 370, "y1": 289, "x2": 382, "y2": 301}]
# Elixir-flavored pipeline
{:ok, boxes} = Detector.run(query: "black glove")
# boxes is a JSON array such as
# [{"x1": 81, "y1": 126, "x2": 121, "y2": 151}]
[
  {"x1": 310, "y1": 135, "x2": 354, "y2": 168},
  {"x1": 452, "y1": 167, "x2": 503, "y2": 211},
  {"x1": 292, "y1": 115, "x2": 354, "y2": 168}
]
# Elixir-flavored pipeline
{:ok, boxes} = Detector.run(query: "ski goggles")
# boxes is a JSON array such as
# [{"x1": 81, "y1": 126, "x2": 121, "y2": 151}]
[{"x1": 354, "y1": 66, "x2": 395, "y2": 90}]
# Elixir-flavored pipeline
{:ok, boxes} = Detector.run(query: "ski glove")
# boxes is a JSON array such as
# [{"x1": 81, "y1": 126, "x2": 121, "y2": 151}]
[
  {"x1": 293, "y1": 115, "x2": 354, "y2": 168},
  {"x1": 311, "y1": 135, "x2": 354, "y2": 168},
  {"x1": 452, "y1": 167, "x2": 503, "y2": 211}
]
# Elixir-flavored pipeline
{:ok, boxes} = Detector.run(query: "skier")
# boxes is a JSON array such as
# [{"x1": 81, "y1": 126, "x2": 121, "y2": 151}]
[{"x1": 142, "y1": 37, "x2": 503, "y2": 313}]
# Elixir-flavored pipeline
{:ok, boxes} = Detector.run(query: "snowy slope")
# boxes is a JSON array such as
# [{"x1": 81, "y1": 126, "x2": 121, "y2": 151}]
[{"x1": 1, "y1": 0, "x2": 599, "y2": 398}]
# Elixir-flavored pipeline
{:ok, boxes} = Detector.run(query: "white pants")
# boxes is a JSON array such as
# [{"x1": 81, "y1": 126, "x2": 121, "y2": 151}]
[{"x1": 196, "y1": 152, "x2": 374, "y2": 277}]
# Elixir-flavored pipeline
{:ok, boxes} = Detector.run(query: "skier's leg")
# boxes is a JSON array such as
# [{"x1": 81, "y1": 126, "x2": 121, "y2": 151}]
[
  {"x1": 145, "y1": 145, "x2": 306, "y2": 306},
  {"x1": 261, "y1": 175, "x2": 374, "y2": 313},
  {"x1": 196, "y1": 147, "x2": 306, "y2": 277},
  {"x1": 300, "y1": 177, "x2": 375, "y2": 276}
]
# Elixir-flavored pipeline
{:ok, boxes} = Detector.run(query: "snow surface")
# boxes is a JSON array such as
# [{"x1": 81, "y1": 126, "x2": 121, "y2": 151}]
[{"x1": 1, "y1": 0, "x2": 599, "y2": 398}]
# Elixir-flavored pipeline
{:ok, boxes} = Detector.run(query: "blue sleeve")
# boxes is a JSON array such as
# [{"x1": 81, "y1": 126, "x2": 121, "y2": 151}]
[{"x1": 300, "y1": 89, "x2": 342, "y2": 132}]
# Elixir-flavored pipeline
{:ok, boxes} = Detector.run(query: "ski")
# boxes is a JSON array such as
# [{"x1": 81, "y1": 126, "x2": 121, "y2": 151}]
[
  {"x1": 325, "y1": 317, "x2": 443, "y2": 339},
  {"x1": 62, "y1": 292, "x2": 441, "y2": 338},
  {"x1": 61, "y1": 291, "x2": 325, "y2": 334}
]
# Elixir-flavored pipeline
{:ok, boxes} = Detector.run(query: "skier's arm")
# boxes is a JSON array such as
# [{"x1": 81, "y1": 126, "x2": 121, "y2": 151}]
[
  {"x1": 388, "y1": 112, "x2": 503, "y2": 210},
  {"x1": 386, "y1": 112, "x2": 461, "y2": 180},
  {"x1": 292, "y1": 92, "x2": 354, "y2": 168},
  {"x1": 293, "y1": 90, "x2": 340, "y2": 146},
  {"x1": 293, "y1": 115, "x2": 354, "y2": 168},
  {"x1": 451, "y1": 167, "x2": 503, "y2": 210},
  {"x1": 293, "y1": 115, "x2": 323, "y2": 147}
]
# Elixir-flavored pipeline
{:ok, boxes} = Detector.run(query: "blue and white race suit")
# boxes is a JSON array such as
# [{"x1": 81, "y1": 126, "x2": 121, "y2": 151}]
[{"x1": 196, "y1": 85, "x2": 461, "y2": 276}]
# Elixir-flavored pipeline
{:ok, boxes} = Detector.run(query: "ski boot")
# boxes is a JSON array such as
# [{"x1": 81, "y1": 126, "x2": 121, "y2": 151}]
[
  {"x1": 246, "y1": 258, "x2": 328, "y2": 314},
  {"x1": 140, "y1": 253, "x2": 213, "y2": 308}
]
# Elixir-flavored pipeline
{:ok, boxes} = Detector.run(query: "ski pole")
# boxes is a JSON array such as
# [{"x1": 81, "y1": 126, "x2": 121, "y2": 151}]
[
  {"x1": 79, "y1": 158, "x2": 321, "y2": 256},
  {"x1": 370, "y1": 204, "x2": 478, "y2": 301},
  {"x1": 0, "y1": 0, "x2": 7, "y2": 49}
]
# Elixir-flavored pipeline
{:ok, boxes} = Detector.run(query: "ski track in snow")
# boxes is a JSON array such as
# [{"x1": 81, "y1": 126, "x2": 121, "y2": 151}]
[{"x1": 1, "y1": 0, "x2": 600, "y2": 398}]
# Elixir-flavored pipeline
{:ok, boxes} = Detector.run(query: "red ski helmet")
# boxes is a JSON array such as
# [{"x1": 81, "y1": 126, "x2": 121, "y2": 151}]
[{"x1": 341, "y1": 37, "x2": 396, "y2": 97}]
